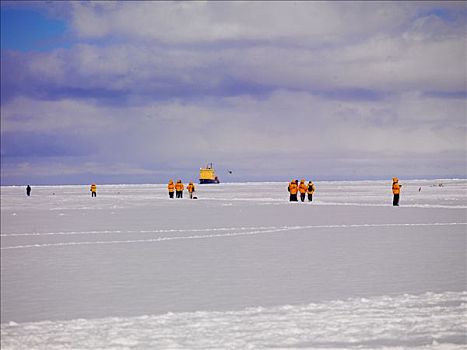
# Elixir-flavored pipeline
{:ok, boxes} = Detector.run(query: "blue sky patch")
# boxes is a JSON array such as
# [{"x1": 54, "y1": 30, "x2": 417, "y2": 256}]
[{"x1": 1, "y1": 8, "x2": 68, "y2": 52}]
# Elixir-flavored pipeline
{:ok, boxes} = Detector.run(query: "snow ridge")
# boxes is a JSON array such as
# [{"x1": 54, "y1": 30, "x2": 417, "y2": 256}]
[{"x1": 2, "y1": 291, "x2": 466, "y2": 350}]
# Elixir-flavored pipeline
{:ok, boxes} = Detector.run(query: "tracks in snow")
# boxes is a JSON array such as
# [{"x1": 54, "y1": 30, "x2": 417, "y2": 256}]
[{"x1": 2, "y1": 222, "x2": 466, "y2": 250}]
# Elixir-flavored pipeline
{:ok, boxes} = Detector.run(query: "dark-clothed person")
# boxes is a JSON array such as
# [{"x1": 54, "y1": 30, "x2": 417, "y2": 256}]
[{"x1": 307, "y1": 181, "x2": 316, "y2": 201}]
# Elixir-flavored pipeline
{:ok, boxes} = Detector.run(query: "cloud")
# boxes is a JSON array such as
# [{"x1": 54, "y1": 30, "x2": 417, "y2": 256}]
[
  {"x1": 2, "y1": 91, "x2": 464, "y2": 172},
  {"x1": 62, "y1": 1, "x2": 465, "y2": 50},
  {"x1": 66, "y1": 2, "x2": 415, "y2": 43},
  {"x1": 2, "y1": 36, "x2": 464, "y2": 107},
  {"x1": 1, "y1": 2, "x2": 465, "y2": 184},
  {"x1": 1, "y1": 130, "x2": 95, "y2": 157}
]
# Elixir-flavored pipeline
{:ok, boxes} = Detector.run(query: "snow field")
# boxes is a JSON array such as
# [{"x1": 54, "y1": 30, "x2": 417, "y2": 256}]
[{"x1": 1, "y1": 179, "x2": 466, "y2": 349}]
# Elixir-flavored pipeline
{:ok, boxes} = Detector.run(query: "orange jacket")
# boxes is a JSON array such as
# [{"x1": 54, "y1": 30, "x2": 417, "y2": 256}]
[
  {"x1": 175, "y1": 182, "x2": 184, "y2": 191},
  {"x1": 187, "y1": 183, "x2": 195, "y2": 193},
  {"x1": 168, "y1": 182, "x2": 175, "y2": 192},
  {"x1": 288, "y1": 182, "x2": 298, "y2": 195},
  {"x1": 298, "y1": 182, "x2": 307, "y2": 194},
  {"x1": 90, "y1": 184, "x2": 97, "y2": 193},
  {"x1": 392, "y1": 182, "x2": 401, "y2": 195}
]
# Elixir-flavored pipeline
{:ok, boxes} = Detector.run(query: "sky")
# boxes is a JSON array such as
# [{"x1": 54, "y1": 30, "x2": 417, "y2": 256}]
[{"x1": 1, "y1": 1, "x2": 466, "y2": 185}]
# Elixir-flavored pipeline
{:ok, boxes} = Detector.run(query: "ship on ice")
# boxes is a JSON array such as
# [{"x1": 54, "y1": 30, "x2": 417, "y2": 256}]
[{"x1": 199, "y1": 163, "x2": 220, "y2": 184}]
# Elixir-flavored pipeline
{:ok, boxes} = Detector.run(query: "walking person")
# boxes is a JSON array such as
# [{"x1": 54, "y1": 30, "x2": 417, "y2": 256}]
[
  {"x1": 26, "y1": 185, "x2": 31, "y2": 197},
  {"x1": 168, "y1": 180, "x2": 175, "y2": 198},
  {"x1": 90, "y1": 183, "x2": 97, "y2": 197},
  {"x1": 175, "y1": 180, "x2": 184, "y2": 198},
  {"x1": 288, "y1": 180, "x2": 298, "y2": 202},
  {"x1": 307, "y1": 181, "x2": 316, "y2": 202},
  {"x1": 392, "y1": 177, "x2": 402, "y2": 206},
  {"x1": 298, "y1": 179, "x2": 307, "y2": 202},
  {"x1": 187, "y1": 182, "x2": 195, "y2": 199}
]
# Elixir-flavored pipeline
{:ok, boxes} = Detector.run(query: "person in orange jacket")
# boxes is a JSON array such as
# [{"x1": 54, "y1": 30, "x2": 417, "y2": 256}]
[
  {"x1": 288, "y1": 180, "x2": 298, "y2": 202},
  {"x1": 175, "y1": 180, "x2": 184, "y2": 198},
  {"x1": 186, "y1": 182, "x2": 195, "y2": 199},
  {"x1": 90, "y1": 183, "x2": 97, "y2": 197},
  {"x1": 392, "y1": 177, "x2": 402, "y2": 206},
  {"x1": 298, "y1": 179, "x2": 307, "y2": 202},
  {"x1": 307, "y1": 181, "x2": 316, "y2": 202},
  {"x1": 167, "y1": 180, "x2": 175, "y2": 199}
]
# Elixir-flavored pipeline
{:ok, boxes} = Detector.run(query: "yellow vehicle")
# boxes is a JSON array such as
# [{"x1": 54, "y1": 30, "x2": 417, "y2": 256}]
[{"x1": 199, "y1": 163, "x2": 220, "y2": 184}]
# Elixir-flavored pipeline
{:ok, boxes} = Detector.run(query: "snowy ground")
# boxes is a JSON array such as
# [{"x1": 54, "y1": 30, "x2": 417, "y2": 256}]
[{"x1": 1, "y1": 179, "x2": 466, "y2": 349}]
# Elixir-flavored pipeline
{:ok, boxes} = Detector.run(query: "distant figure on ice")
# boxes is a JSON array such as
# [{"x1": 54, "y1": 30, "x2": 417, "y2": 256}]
[
  {"x1": 298, "y1": 179, "x2": 307, "y2": 202},
  {"x1": 288, "y1": 180, "x2": 298, "y2": 202},
  {"x1": 175, "y1": 180, "x2": 184, "y2": 198},
  {"x1": 168, "y1": 180, "x2": 175, "y2": 198},
  {"x1": 392, "y1": 178, "x2": 402, "y2": 206},
  {"x1": 307, "y1": 181, "x2": 316, "y2": 202},
  {"x1": 26, "y1": 185, "x2": 31, "y2": 196},
  {"x1": 90, "y1": 183, "x2": 97, "y2": 197},
  {"x1": 187, "y1": 182, "x2": 195, "y2": 199}
]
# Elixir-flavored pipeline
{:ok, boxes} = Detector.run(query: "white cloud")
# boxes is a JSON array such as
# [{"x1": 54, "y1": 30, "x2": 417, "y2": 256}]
[
  {"x1": 3, "y1": 90, "x2": 464, "y2": 159},
  {"x1": 67, "y1": 2, "x2": 419, "y2": 43},
  {"x1": 14, "y1": 27, "x2": 465, "y2": 99},
  {"x1": 2, "y1": 91, "x2": 465, "y2": 182}
]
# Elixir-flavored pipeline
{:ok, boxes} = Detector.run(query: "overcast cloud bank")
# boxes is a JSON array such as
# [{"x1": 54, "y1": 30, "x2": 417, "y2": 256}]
[{"x1": 1, "y1": 2, "x2": 466, "y2": 184}]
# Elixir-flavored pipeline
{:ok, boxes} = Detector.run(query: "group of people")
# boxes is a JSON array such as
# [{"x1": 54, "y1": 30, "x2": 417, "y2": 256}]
[
  {"x1": 167, "y1": 180, "x2": 196, "y2": 199},
  {"x1": 286, "y1": 178, "x2": 403, "y2": 205},
  {"x1": 25, "y1": 178, "x2": 403, "y2": 206},
  {"x1": 288, "y1": 179, "x2": 316, "y2": 202}
]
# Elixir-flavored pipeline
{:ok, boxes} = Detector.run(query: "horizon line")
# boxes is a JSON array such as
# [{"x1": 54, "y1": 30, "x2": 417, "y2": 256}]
[{"x1": 2, "y1": 177, "x2": 466, "y2": 187}]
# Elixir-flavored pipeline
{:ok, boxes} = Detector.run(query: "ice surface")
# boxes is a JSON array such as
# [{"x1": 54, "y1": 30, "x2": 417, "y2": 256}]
[
  {"x1": 2, "y1": 291, "x2": 466, "y2": 350},
  {"x1": 1, "y1": 179, "x2": 466, "y2": 349}
]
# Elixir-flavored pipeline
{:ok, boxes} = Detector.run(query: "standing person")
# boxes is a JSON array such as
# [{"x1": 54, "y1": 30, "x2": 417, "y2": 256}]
[
  {"x1": 307, "y1": 181, "x2": 316, "y2": 202},
  {"x1": 392, "y1": 177, "x2": 402, "y2": 206},
  {"x1": 187, "y1": 182, "x2": 195, "y2": 199},
  {"x1": 298, "y1": 179, "x2": 307, "y2": 202},
  {"x1": 288, "y1": 180, "x2": 298, "y2": 202},
  {"x1": 175, "y1": 180, "x2": 184, "y2": 198},
  {"x1": 90, "y1": 183, "x2": 97, "y2": 197},
  {"x1": 26, "y1": 185, "x2": 31, "y2": 196},
  {"x1": 298, "y1": 179, "x2": 308, "y2": 202},
  {"x1": 168, "y1": 180, "x2": 175, "y2": 198}
]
